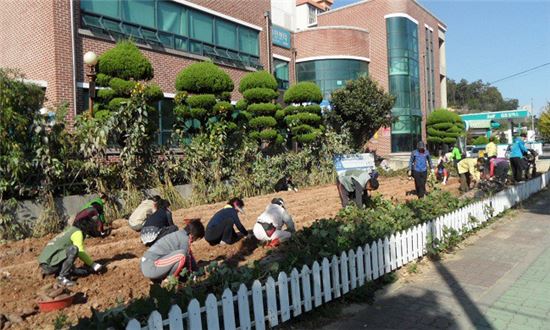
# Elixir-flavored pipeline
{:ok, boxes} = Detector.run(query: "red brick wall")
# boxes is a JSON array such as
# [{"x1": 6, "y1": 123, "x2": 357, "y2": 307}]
[
  {"x1": 294, "y1": 27, "x2": 369, "y2": 60},
  {"x1": 318, "y1": 0, "x2": 446, "y2": 156}
]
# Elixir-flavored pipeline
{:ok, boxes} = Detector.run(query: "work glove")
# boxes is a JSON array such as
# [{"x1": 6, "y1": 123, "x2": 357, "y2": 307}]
[
  {"x1": 407, "y1": 170, "x2": 412, "y2": 177},
  {"x1": 91, "y1": 262, "x2": 105, "y2": 273}
]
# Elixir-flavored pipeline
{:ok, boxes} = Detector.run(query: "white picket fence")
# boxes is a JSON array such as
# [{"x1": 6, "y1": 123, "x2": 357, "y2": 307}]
[{"x1": 127, "y1": 172, "x2": 549, "y2": 330}]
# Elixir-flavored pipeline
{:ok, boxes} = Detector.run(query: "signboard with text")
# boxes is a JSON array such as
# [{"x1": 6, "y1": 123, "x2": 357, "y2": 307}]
[
  {"x1": 460, "y1": 109, "x2": 529, "y2": 121},
  {"x1": 272, "y1": 25, "x2": 291, "y2": 49},
  {"x1": 333, "y1": 153, "x2": 375, "y2": 176}
]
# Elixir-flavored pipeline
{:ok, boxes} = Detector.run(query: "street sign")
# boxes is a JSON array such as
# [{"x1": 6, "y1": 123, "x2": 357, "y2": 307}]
[
  {"x1": 460, "y1": 109, "x2": 529, "y2": 121},
  {"x1": 272, "y1": 25, "x2": 291, "y2": 49}
]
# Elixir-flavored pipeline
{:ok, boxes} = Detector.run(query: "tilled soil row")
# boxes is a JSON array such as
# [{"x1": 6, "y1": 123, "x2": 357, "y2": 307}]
[{"x1": 0, "y1": 177, "x2": 459, "y2": 329}]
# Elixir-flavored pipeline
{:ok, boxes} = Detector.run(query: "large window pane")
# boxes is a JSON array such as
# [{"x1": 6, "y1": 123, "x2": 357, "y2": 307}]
[
  {"x1": 216, "y1": 20, "x2": 237, "y2": 50},
  {"x1": 121, "y1": 0, "x2": 155, "y2": 28},
  {"x1": 158, "y1": 1, "x2": 186, "y2": 35},
  {"x1": 239, "y1": 28, "x2": 259, "y2": 55},
  {"x1": 190, "y1": 10, "x2": 213, "y2": 43},
  {"x1": 81, "y1": 0, "x2": 120, "y2": 18}
]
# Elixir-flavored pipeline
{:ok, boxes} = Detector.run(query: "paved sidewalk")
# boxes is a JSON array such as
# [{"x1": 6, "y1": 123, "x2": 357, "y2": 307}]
[{"x1": 319, "y1": 188, "x2": 550, "y2": 330}]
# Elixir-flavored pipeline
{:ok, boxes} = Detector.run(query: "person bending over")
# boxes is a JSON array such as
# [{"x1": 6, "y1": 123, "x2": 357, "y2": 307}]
[
  {"x1": 488, "y1": 157, "x2": 510, "y2": 183},
  {"x1": 140, "y1": 199, "x2": 178, "y2": 246},
  {"x1": 336, "y1": 170, "x2": 379, "y2": 208},
  {"x1": 129, "y1": 195, "x2": 161, "y2": 231},
  {"x1": 457, "y1": 158, "x2": 482, "y2": 192},
  {"x1": 205, "y1": 197, "x2": 248, "y2": 246},
  {"x1": 253, "y1": 198, "x2": 295, "y2": 248},
  {"x1": 38, "y1": 216, "x2": 106, "y2": 287},
  {"x1": 80, "y1": 193, "x2": 108, "y2": 224},
  {"x1": 141, "y1": 219, "x2": 204, "y2": 283}
]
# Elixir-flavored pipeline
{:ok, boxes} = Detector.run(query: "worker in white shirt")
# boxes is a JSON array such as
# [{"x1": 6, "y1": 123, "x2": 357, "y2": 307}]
[
  {"x1": 253, "y1": 198, "x2": 295, "y2": 248},
  {"x1": 128, "y1": 195, "x2": 161, "y2": 231}
]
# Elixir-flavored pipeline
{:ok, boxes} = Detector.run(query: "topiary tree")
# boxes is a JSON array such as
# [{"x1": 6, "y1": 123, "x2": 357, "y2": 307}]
[
  {"x1": 329, "y1": 76, "x2": 395, "y2": 150},
  {"x1": 539, "y1": 102, "x2": 550, "y2": 142},
  {"x1": 173, "y1": 61, "x2": 235, "y2": 138},
  {"x1": 239, "y1": 71, "x2": 283, "y2": 145},
  {"x1": 426, "y1": 108, "x2": 465, "y2": 147},
  {"x1": 282, "y1": 82, "x2": 324, "y2": 144},
  {"x1": 95, "y1": 40, "x2": 162, "y2": 119}
]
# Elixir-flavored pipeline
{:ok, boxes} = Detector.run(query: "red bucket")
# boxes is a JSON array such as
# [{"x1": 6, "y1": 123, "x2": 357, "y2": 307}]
[{"x1": 38, "y1": 294, "x2": 74, "y2": 313}]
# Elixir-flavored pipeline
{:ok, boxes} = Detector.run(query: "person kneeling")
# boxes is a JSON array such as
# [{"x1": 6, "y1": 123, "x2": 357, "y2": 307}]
[
  {"x1": 205, "y1": 198, "x2": 248, "y2": 246},
  {"x1": 141, "y1": 219, "x2": 204, "y2": 283},
  {"x1": 129, "y1": 195, "x2": 161, "y2": 232},
  {"x1": 140, "y1": 199, "x2": 178, "y2": 246},
  {"x1": 253, "y1": 198, "x2": 295, "y2": 248},
  {"x1": 38, "y1": 217, "x2": 106, "y2": 287}
]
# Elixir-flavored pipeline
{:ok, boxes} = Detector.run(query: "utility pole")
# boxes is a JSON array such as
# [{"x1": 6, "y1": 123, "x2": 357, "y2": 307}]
[{"x1": 531, "y1": 98, "x2": 535, "y2": 131}]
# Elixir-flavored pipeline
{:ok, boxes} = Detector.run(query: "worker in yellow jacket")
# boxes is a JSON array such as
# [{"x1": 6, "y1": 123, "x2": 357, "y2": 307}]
[
  {"x1": 457, "y1": 158, "x2": 483, "y2": 192},
  {"x1": 485, "y1": 136, "x2": 498, "y2": 159}
]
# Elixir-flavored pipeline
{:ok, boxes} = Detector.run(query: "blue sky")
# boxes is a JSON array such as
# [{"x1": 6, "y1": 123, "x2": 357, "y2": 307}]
[{"x1": 332, "y1": 0, "x2": 550, "y2": 115}]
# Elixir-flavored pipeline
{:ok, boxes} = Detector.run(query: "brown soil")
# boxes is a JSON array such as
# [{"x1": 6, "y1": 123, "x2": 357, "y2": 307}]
[{"x1": 0, "y1": 177, "x2": 459, "y2": 329}]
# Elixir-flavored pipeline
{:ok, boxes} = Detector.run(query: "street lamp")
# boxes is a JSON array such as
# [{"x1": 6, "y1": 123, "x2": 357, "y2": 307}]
[{"x1": 83, "y1": 51, "x2": 98, "y2": 117}]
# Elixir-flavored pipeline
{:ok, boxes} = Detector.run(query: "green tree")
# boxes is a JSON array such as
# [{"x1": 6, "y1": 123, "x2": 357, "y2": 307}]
[
  {"x1": 0, "y1": 68, "x2": 45, "y2": 199},
  {"x1": 426, "y1": 108, "x2": 465, "y2": 147},
  {"x1": 282, "y1": 82, "x2": 324, "y2": 144},
  {"x1": 95, "y1": 41, "x2": 163, "y2": 119},
  {"x1": 539, "y1": 102, "x2": 550, "y2": 142},
  {"x1": 446, "y1": 78, "x2": 519, "y2": 113},
  {"x1": 239, "y1": 71, "x2": 282, "y2": 145},
  {"x1": 329, "y1": 76, "x2": 394, "y2": 150}
]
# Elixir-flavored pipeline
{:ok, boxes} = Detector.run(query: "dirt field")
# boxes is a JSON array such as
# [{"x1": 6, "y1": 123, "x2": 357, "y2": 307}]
[{"x1": 0, "y1": 176, "x2": 459, "y2": 329}]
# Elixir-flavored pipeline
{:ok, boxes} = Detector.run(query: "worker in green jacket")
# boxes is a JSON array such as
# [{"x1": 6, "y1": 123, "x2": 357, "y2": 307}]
[
  {"x1": 81, "y1": 193, "x2": 108, "y2": 224},
  {"x1": 38, "y1": 216, "x2": 106, "y2": 287},
  {"x1": 450, "y1": 144, "x2": 463, "y2": 171}
]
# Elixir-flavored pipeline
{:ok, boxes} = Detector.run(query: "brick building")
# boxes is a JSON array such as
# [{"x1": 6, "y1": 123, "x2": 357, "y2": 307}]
[{"x1": 0, "y1": 0, "x2": 447, "y2": 155}]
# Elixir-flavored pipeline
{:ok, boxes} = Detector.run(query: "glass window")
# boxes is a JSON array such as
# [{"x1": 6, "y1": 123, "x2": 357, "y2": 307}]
[
  {"x1": 158, "y1": 1, "x2": 187, "y2": 36},
  {"x1": 239, "y1": 28, "x2": 259, "y2": 56},
  {"x1": 296, "y1": 59, "x2": 369, "y2": 100},
  {"x1": 189, "y1": 10, "x2": 213, "y2": 43},
  {"x1": 274, "y1": 59, "x2": 289, "y2": 89},
  {"x1": 121, "y1": 0, "x2": 155, "y2": 28},
  {"x1": 81, "y1": 0, "x2": 120, "y2": 18},
  {"x1": 308, "y1": 5, "x2": 317, "y2": 25},
  {"x1": 216, "y1": 19, "x2": 237, "y2": 50}
]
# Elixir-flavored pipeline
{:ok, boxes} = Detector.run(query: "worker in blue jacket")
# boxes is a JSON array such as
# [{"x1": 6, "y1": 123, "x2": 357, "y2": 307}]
[
  {"x1": 509, "y1": 133, "x2": 528, "y2": 183},
  {"x1": 408, "y1": 141, "x2": 434, "y2": 198}
]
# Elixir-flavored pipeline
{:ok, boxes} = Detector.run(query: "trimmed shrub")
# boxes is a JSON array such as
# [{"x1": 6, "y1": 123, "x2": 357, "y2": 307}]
[
  {"x1": 175, "y1": 62, "x2": 234, "y2": 94},
  {"x1": 94, "y1": 109, "x2": 112, "y2": 120},
  {"x1": 190, "y1": 108, "x2": 208, "y2": 118},
  {"x1": 240, "y1": 71, "x2": 281, "y2": 144},
  {"x1": 144, "y1": 83, "x2": 163, "y2": 101},
  {"x1": 426, "y1": 108, "x2": 465, "y2": 149},
  {"x1": 174, "y1": 91, "x2": 188, "y2": 105},
  {"x1": 239, "y1": 70, "x2": 278, "y2": 93},
  {"x1": 97, "y1": 89, "x2": 116, "y2": 102},
  {"x1": 283, "y1": 82, "x2": 323, "y2": 104},
  {"x1": 249, "y1": 116, "x2": 277, "y2": 128},
  {"x1": 108, "y1": 97, "x2": 129, "y2": 111},
  {"x1": 98, "y1": 40, "x2": 153, "y2": 81},
  {"x1": 109, "y1": 78, "x2": 136, "y2": 96},
  {"x1": 283, "y1": 82, "x2": 324, "y2": 145},
  {"x1": 96, "y1": 73, "x2": 112, "y2": 87},
  {"x1": 472, "y1": 136, "x2": 489, "y2": 145},
  {"x1": 213, "y1": 101, "x2": 233, "y2": 115},
  {"x1": 187, "y1": 94, "x2": 217, "y2": 109},
  {"x1": 236, "y1": 99, "x2": 248, "y2": 111},
  {"x1": 247, "y1": 103, "x2": 278, "y2": 115},
  {"x1": 284, "y1": 113, "x2": 322, "y2": 125},
  {"x1": 243, "y1": 88, "x2": 279, "y2": 103},
  {"x1": 219, "y1": 91, "x2": 232, "y2": 102}
]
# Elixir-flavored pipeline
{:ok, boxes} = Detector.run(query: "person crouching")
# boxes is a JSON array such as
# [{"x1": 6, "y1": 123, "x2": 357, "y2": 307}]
[
  {"x1": 141, "y1": 219, "x2": 204, "y2": 283},
  {"x1": 253, "y1": 198, "x2": 295, "y2": 248},
  {"x1": 38, "y1": 217, "x2": 106, "y2": 287},
  {"x1": 140, "y1": 199, "x2": 178, "y2": 246}
]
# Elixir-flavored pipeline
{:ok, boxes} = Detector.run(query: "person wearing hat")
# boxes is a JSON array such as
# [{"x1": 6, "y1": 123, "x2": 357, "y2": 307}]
[
  {"x1": 80, "y1": 193, "x2": 109, "y2": 224},
  {"x1": 408, "y1": 141, "x2": 434, "y2": 198},
  {"x1": 509, "y1": 133, "x2": 529, "y2": 183},
  {"x1": 336, "y1": 170, "x2": 380, "y2": 208},
  {"x1": 140, "y1": 199, "x2": 178, "y2": 246},
  {"x1": 205, "y1": 197, "x2": 249, "y2": 246},
  {"x1": 253, "y1": 198, "x2": 295, "y2": 248}
]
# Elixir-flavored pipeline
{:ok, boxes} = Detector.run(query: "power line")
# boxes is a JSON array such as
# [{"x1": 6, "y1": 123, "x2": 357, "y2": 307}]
[{"x1": 489, "y1": 62, "x2": 550, "y2": 84}]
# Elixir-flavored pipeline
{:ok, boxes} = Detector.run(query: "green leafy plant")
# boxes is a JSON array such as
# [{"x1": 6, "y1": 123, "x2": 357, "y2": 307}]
[
  {"x1": 472, "y1": 136, "x2": 489, "y2": 145},
  {"x1": 283, "y1": 82, "x2": 324, "y2": 145},
  {"x1": 283, "y1": 81, "x2": 323, "y2": 104}
]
